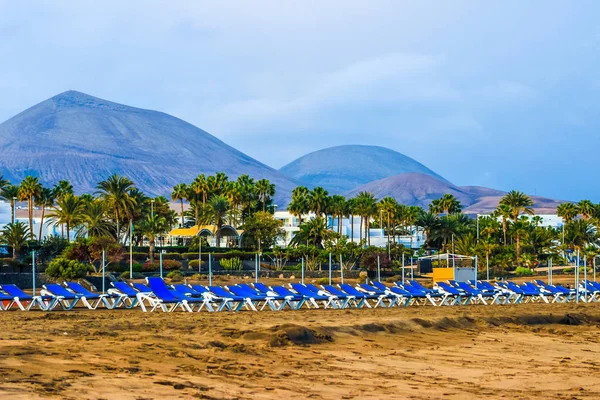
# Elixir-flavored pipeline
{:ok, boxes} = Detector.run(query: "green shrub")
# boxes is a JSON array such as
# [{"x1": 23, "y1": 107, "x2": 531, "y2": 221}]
[
  {"x1": 220, "y1": 257, "x2": 243, "y2": 271},
  {"x1": 141, "y1": 260, "x2": 182, "y2": 272},
  {"x1": 514, "y1": 266, "x2": 533, "y2": 276},
  {"x1": 157, "y1": 253, "x2": 183, "y2": 260},
  {"x1": 120, "y1": 271, "x2": 145, "y2": 279},
  {"x1": 190, "y1": 273, "x2": 206, "y2": 281},
  {"x1": 315, "y1": 277, "x2": 330, "y2": 285},
  {"x1": 563, "y1": 267, "x2": 573, "y2": 274},
  {"x1": 283, "y1": 264, "x2": 301, "y2": 271},
  {"x1": 188, "y1": 259, "x2": 203, "y2": 270},
  {"x1": 45, "y1": 257, "x2": 90, "y2": 280},
  {"x1": 166, "y1": 270, "x2": 183, "y2": 282}
]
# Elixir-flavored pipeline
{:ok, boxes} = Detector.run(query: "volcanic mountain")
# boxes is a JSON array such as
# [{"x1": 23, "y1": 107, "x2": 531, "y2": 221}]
[
  {"x1": 347, "y1": 173, "x2": 564, "y2": 214},
  {"x1": 279, "y1": 145, "x2": 448, "y2": 194},
  {"x1": 0, "y1": 91, "x2": 297, "y2": 204}
]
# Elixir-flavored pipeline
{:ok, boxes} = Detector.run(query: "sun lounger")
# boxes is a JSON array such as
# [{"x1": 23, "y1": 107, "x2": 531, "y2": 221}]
[
  {"x1": 187, "y1": 284, "x2": 233, "y2": 312},
  {"x1": 64, "y1": 282, "x2": 121, "y2": 309},
  {"x1": 322, "y1": 285, "x2": 361, "y2": 308},
  {"x1": 249, "y1": 283, "x2": 299, "y2": 310},
  {"x1": 142, "y1": 277, "x2": 214, "y2": 312},
  {"x1": 0, "y1": 284, "x2": 53, "y2": 311},
  {"x1": 108, "y1": 282, "x2": 142, "y2": 308},
  {"x1": 338, "y1": 283, "x2": 386, "y2": 308},
  {"x1": 226, "y1": 285, "x2": 278, "y2": 311},
  {"x1": 268, "y1": 285, "x2": 307, "y2": 309},
  {"x1": 435, "y1": 282, "x2": 469, "y2": 305},
  {"x1": 208, "y1": 285, "x2": 257, "y2": 311},
  {"x1": 40, "y1": 283, "x2": 89, "y2": 310},
  {"x1": 357, "y1": 283, "x2": 400, "y2": 306},
  {"x1": 0, "y1": 289, "x2": 17, "y2": 311},
  {"x1": 290, "y1": 283, "x2": 339, "y2": 309}
]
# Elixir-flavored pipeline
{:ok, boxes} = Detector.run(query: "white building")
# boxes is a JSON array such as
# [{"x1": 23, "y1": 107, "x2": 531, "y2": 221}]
[
  {"x1": 0, "y1": 200, "x2": 76, "y2": 241},
  {"x1": 479, "y1": 213, "x2": 564, "y2": 229},
  {"x1": 273, "y1": 210, "x2": 425, "y2": 248}
]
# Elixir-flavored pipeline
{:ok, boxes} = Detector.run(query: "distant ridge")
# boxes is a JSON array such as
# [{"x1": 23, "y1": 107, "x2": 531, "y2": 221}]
[
  {"x1": 0, "y1": 91, "x2": 297, "y2": 204},
  {"x1": 279, "y1": 145, "x2": 449, "y2": 194},
  {"x1": 347, "y1": 173, "x2": 564, "y2": 213}
]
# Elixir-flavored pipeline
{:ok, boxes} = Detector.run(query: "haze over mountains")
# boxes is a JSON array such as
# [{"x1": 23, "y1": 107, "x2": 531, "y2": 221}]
[
  {"x1": 0, "y1": 91, "x2": 564, "y2": 213},
  {"x1": 0, "y1": 91, "x2": 297, "y2": 204}
]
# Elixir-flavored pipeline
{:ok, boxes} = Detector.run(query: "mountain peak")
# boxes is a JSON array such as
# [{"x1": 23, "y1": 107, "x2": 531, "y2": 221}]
[
  {"x1": 279, "y1": 145, "x2": 448, "y2": 194},
  {"x1": 47, "y1": 90, "x2": 141, "y2": 113}
]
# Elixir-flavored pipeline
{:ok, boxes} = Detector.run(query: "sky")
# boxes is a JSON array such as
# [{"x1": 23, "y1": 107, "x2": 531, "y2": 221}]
[{"x1": 1, "y1": 1, "x2": 599, "y2": 201}]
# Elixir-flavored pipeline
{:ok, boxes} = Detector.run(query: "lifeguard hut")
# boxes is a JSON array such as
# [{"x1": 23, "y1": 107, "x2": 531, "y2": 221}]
[{"x1": 418, "y1": 253, "x2": 478, "y2": 283}]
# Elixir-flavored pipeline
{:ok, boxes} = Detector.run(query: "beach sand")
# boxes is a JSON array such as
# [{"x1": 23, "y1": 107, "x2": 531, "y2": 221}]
[{"x1": 0, "y1": 300, "x2": 599, "y2": 399}]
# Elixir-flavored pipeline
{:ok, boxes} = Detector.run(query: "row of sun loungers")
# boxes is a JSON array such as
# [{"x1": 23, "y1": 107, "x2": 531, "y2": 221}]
[{"x1": 1, "y1": 278, "x2": 599, "y2": 312}]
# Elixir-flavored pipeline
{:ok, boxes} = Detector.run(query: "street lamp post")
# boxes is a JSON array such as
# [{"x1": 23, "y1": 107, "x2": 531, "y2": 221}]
[
  {"x1": 12, "y1": 197, "x2": 17, "y2": 224},
  {"x1": 151, "y1": 199, "x2": 155, "y2": 218}
]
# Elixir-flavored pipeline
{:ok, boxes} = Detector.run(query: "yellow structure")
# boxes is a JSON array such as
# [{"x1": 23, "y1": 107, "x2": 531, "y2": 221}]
[{"x1": 432, "y1": 267, "x2": 454, "y2": 283}]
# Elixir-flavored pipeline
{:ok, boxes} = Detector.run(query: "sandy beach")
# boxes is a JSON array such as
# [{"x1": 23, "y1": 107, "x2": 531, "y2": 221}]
[{"x1": 1, "y1": 300, "x2": 599, "y2": 400}]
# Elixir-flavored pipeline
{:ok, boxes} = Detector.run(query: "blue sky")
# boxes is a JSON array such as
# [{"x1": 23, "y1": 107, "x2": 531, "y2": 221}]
[{"x1": 1, "y1": 1, "x2": 599, "y2": 201}]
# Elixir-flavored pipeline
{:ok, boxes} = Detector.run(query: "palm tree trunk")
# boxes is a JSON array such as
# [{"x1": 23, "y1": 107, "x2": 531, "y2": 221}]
[
  {"x1": 10, "y1": 199, "x2": 15, "y2": 224},
  {"x1": 28, "y1": 196, "x2": 34, "y2": 239},
  {"x1": 516, "y1": 235, "x2": 520, "y2": 266},
  {"x1": 66, "y1": 222, "x2": 70, "y2": 242},
  {"x1": 359, "y1": 217, "x2": 363, "y2": 242},
  {"x1": 351, "y1": 215, "x2": 354, "y2": 241},
  {"x1": 149, "y1": 239, "x2": 155, "y2": 263},
  {"x1": 39, "y1": 206, "x2": 45, "y2": 240},
  {"x1": 180, "y1": 199, "x2": 184, "y2": 227},
  {"x1": 502, "y1": 219, "x2": 507, "y2": 246}
]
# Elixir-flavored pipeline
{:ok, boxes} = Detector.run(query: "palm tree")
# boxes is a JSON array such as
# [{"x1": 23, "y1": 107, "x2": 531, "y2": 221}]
[
  {"x1": 225, "y1": 181, "x2": 243, "y2": 226},
  {"x1": 378, "y1": 197, "x2": 398, "y2": 248},
  {"x1": 308, "y1": 187, "x2": 329, "y2": 217},
  {"x1": 255, "y1": 179, "x2": 275, "y2": 212},
  {"x1": 557, "y1": 202, "x2": 578, "y2": 225},
  {"x1": 53, "y1": 180, "x2": 73, "y2": 201},
  {"x1": 0, "y1": 222, "x2": 30, "y2": 259},
  {"x1": 289, "y1": 186, "x2": 310, "y2": 224},
  {"x1": 329, "y1": 195, "x2": 347, "y2": 235},
  {"x1": 431, "y1": 194, "x2": 462, "y2": 216},
  {"x1": 139, "y1": 214, "x2": 167, "y2": 262},
  {"x1": 236, "y1": 174, "x2": 256, "y2": 217},
  {"x1": 208, "y1": 195, "x2": 230, "y2": 248},
  {"x1": 510, "y1": 218, "x2": 531, "y2": 266},
  {"x1": 500, "y1": 190, "x2": 534, "y2": 222},
  {"x1": 0, "y1": 175, "x2": 8, "y2": 191},
  {"x1": 0, "y1": 184, "x2": 19, "y2": 224},
  {"x1": 416, "y1": 212, "x2": 440, "y2": 253},
  {"x1": 171, "y1": 183, "x2": 188, "y2": 227},
  {"x1": 478, "y1": 235, "x2": 498, "y2": 273},
  {"x1": 96, "y1": 174, "x2": 137, "y2": 243},
  {"x1": 564, "y1": 219, "x2": 598, "y2": 253},
  {"x1": 35, "y1": 187, "x2": 55, "y2": 240},
  {"x1": 290, "y1": 217, "x2": 329, "y2": 248},
  {"x1": 577, "y1": 200, "x2": 596, "y2": 220},
  {"x1": 353, "y1": 191, "x2": 377, "y2": 246},
  {"x1": 493, "y1": 203, "x2": 512, "y2": 246},
  {"x1": 18, "y1": 176, "x2": 42, "y2": 239},
  {"x1": 78, "y1": 199, "x2": 113, "y2": 238},
  {"x1": 47, "y1": 194, "x2": 85, "y2": 242}
]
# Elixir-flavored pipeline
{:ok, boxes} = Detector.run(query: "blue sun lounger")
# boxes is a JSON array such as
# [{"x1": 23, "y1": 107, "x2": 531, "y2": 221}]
[
  {"x1": 0, "y1": 284, "x2": 53, "y2": 311},
  {"x1": 357, "y1": 283, "x2": 401, "y2": 306},
  {"x1": 435, "y1": 282, "x2": 469, "y2": 305},
  {"x1": 144, "y1": 277, "x2": 214, "y2": 312},
  {"x1": 397, "y1": 282, "x2": 443, "y2": 306},
  {"x1": 248, "y1": 283, "x2": 299, "y2": 310},
  {"x1": 227, "y1": 285, "x2": 278, "y2": 311},
  {"x1": 0, "y1": 289, "x2": 17, "y2": 311},
  {"x1": 209, "y1": 285, "x2": 257, "y2": 311},
  {"x1": 108, "y1": 282, "x2": 141, "y2": 308},
  {"x1": 338, "y1": 283, "x2": 386, "y2": 308},
  {"x1": 533, "y1": 280, "x2": 571, "y2": 303},
  {"x1": 322, "y1": 285, "x2": 361, "y2": 308},
  {"x1": 64, "y1": 282, "x2": 121, "y2": 309},
  {"x1": 290, "y1": 283, "x2": 339, "y2": 309},
  {"x1": 268, "y1": 285, "x2": 307, "y2": 309},
  {"x1": 40, "y1": 283, "x2": 88, "y2": 310},
  {"x1": 187, "y1": 284, "x2": 233, "y2": 312}
]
